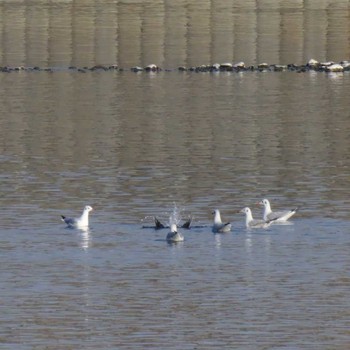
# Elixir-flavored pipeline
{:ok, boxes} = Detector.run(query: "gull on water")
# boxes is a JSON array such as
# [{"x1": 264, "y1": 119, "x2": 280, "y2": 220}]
[
  {"x1": 259, "y1": 199, "x2": 298, "y2": 222},
  {"x1": 212, "y1": 209, "x2": 231, "y2": 233},
  {"x1": 240, "y1": 207, "x2": 275, "y2": 229},
  {"x1": 61, "y1": 205, "x2": 93, "y2": 229},
  {"x1": 166, "y1": 223, "x2": 184, "y2": 243}
]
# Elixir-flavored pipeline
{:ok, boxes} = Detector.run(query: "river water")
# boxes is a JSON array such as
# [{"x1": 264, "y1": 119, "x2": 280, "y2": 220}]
[{"x1": 1, "y1": 1, "x2": 350, "y2": 349}]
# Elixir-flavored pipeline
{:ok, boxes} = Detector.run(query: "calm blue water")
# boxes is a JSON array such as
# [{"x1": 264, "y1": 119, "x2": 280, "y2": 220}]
[{"x1": 1, "y1": 215, "x2": 350, "y2": 349}]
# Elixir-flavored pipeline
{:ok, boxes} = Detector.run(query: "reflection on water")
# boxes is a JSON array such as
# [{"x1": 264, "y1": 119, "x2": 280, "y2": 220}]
[
  {"x1": 79, "y1": 229, "x2": 91, "y2": 251},
  {"x1": 0, "y1": 0, "x2": 349, "y2": 67},
  {"x1": 1, "y1": 71, "x2": 349, "y2": 220},
  {"x1": 214, "y1": 232, "x2": 222, "y2": 248},
  {"x1": 244, "y1": 233, "x2": 253, "y2": 255}
]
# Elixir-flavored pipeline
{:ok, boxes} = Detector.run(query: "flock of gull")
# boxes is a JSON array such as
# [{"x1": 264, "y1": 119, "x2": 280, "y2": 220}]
[{"x1": 61, "y1": 199, "x2": 298, "y2": 243}]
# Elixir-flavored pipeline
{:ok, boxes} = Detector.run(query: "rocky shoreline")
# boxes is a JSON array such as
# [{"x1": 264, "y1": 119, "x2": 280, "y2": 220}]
[{"x1": 1, "y1": 59, "x2": 349, "y2": 73}]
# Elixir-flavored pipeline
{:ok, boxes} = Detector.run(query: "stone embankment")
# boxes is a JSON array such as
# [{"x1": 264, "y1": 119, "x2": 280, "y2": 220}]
[{"x1": 1, "y1": 59, "x2": 349, "y2": 73}]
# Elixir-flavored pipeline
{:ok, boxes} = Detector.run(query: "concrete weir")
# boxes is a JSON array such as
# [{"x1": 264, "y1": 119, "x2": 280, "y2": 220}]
[{"x1": 1, "y1": 59, "x2": 349, "y2": 73}]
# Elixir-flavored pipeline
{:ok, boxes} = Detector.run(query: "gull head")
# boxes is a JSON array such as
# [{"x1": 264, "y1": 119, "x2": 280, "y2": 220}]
[
  {"x1": 259, "y1": 199, "x2": 271, "y2": 208},
  {"x1": 84, "y1": 205, "x2": 94, "y2": 212},
  {"x1": 170, "y1": 223, "x2": 177, "y2": 233},
  {"x1": 212, "y1": 209, "x2": 219, "y2": 216},
  {"x1": 258, "y1": 198, "x2": 271, "y2": 213},
  {"x1": 212, "y1": 209, "x2": 222, "y2": 223},
  {"x1": 240, "y1": 207, "x2": 251, "y2": 215}
]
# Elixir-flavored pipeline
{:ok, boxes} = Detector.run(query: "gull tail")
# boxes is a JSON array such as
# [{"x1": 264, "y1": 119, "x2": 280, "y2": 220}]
[
  {"x1": 181, "y1": 216, "x2": 192, "y2": 229},
  {"x1": 154, "y1": 217, "x2": 165, "y2": 230}
]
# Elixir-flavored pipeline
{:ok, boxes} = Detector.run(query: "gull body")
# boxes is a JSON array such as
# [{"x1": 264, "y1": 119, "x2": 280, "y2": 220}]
[
  {"x1": 212, "y1": 209, "x2": 231, "y2": 233},
  {"x1": 166, "y1": 223, "x2": 184, "y2": 243},
  {"x1": 259, "y1": 199, "x2": 298, "y2": 222},
  {"x1": 240, "y1": 207, "x2": 273, "y2": 229},
  {"x1": 61, "y1": 205, "x2": 93, "y2": 229}
]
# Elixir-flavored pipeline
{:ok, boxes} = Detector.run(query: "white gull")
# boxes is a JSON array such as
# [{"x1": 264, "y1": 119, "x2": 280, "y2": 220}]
[
  {"x1": 166, "y1": 223, "x2": 184, "y2": 243},
  {"x1": 240, "y1": 207, "x2": 274, "y2": 229},
  {"x1": 212, "y1": 209, "x2": 231, "y2": 233},
  {"x1": 259, "y1": 199, "x2": 298, "y2": 222},
  {"x1": 61, "y1": 205, "x2": 93, "y2": 229}
]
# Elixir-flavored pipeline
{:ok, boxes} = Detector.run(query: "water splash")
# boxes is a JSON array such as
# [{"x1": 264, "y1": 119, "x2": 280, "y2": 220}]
[
  {"x1": 140, "y1": 215, "x2": 156, "y2": 223},
  {"x1": 141, "y1": 203, "x2": 191, "y2": 228},
  {"x1": 168, "y1": 202, "x2": 186, "y2": 226}
]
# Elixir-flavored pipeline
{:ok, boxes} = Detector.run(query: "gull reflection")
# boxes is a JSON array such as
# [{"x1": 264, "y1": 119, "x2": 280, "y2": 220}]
[
  {"x1": 214, "y1": 233, "x2": 222, "y2": 249},
  {"x1": 79, "y1": 228, "x2": 91, "y2": 250},
  {"x1": 245, "y1": 233, "x2": 252, "y2": 255}
]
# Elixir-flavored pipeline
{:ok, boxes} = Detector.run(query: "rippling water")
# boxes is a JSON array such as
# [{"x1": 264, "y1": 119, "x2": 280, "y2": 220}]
[
  {"x1": 1, "y1": 1, "x2": 350, "y2": 349},
  {"x1": 1, "y1": 68, "x2": 350, "y2": 349}
]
